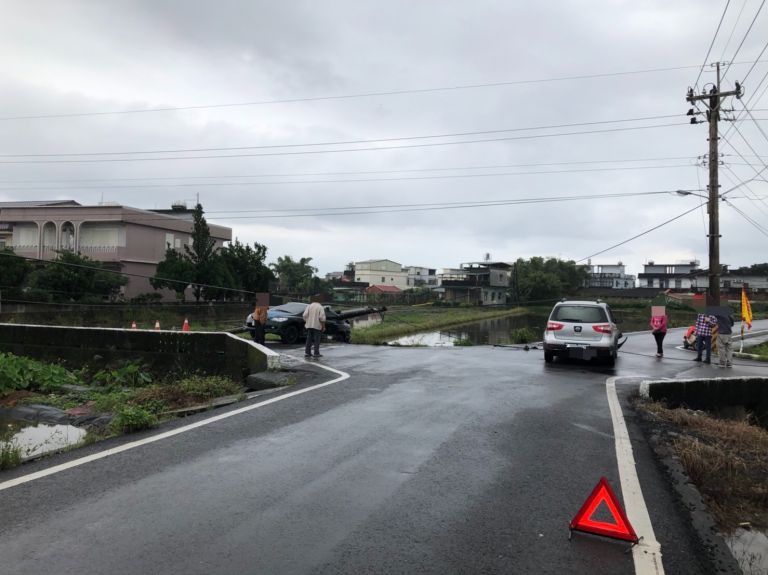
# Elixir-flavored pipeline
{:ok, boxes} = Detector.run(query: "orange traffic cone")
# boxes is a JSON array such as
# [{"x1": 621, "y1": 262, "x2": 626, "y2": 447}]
[
  {"x1": 182, "y1": 318, "x2": 190, "y2": 332},
  {"x1": 154, "y1": 320, "x2": 161, "y2": 330},
  {"x1": 131, "y1": 320, "x2": 137, "y2": 329}
]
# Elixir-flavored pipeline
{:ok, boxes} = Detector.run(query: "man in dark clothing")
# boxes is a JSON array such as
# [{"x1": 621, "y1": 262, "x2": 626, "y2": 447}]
[{"x1": 715, "y1": 310, "x2": 735, "y2": 367}]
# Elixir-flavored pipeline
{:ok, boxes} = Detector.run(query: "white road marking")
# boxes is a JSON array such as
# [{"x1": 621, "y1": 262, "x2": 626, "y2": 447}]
[
  {"x1": 0, "y1": 358, "x2": 349, "y2": 492},
  {"x1": 606, "y1": 376, "x2": 665, "y2": 575}
]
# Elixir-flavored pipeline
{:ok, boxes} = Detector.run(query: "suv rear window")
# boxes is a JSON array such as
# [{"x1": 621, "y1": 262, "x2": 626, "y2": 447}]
[{"x1": 551, "y1": 305, "x2": 608, "y2": 323}]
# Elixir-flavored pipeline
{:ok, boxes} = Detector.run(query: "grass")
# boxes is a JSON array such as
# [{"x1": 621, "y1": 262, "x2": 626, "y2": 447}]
[
  {"x1": 350, "y1": 306, "x2": 527, "y2": 344},
  {"x1": 749, "y1": 342, "x2": 768, "y2": 360},
  {"x1": 636, "y1": 399, "x2": 768, "y2": 532}
]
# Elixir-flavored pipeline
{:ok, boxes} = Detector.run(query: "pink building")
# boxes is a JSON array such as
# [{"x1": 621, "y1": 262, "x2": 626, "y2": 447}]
[{"x1": 0, "y1": 200, "x2": 232, "y2": 299}]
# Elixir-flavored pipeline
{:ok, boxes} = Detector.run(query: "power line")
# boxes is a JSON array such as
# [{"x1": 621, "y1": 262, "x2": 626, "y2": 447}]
[
  {"x1": 0, "y1": 163, "x2": 697, "y2": 192},
  {"x1": 0, "y1": 122, "x2": 688, "y2": 164},
  {"x1": 723, "y1": 197, "x2": 768, "y2": 236},
  {"x1": 722, "y1": 0, "x2": 767, "y2": 81},
  {"x1": 720, "y1": 0, "x2": 748, "y2": 62},
  {"x1": 694, "y1": 0, "x2": 732, "y2": 90},
  {"x1": 0, "y1": 65, "x2": 714, "y2": 122},
  {"x1": 577, "y1": 203, "x2": 707, "y2": 263},
  {"x1": 0, "y1": 114, "x2": 687, "y2": 158},
  {"x1": 0, "y1": 189, "x2": 703, "y2": 224},
  {"x1": 0, "y1": 155, "x2": 706, "y2": 185}
]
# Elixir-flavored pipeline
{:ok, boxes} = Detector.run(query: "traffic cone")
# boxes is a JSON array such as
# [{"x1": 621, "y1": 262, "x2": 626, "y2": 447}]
[
  {"x1": 131, "y1": 320, "x2": 137, "y2": 329},
  {"x1": 182, "y1": 318, "x2": 190, "y2": 332},
  {"x1": 154, "y1": 320, "x2": 161, "y2": 330}
]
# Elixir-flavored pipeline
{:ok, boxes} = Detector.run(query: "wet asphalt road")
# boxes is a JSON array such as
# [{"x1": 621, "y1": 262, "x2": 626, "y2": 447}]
[{"x1": 1, "y1": 322, "x2": 766, "y2": 574}]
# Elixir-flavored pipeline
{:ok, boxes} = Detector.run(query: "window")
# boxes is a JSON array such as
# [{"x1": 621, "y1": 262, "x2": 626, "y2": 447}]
[
  {"x1": 552, "y1": 305, "x2": 608, "y2": 323},
  {"x1": 165, "y1": 233, "x2": 174, "y2": 248},
  {"x1": 381, "y1": 276, "x2": 385, "y2": 282},
  {"x1": 666, "y1": 266, "x2": 675, "y2": 274}
]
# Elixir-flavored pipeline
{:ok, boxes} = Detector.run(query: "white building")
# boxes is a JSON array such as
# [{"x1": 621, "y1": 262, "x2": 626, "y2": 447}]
[
  {"x1": 584, "y1": 263, "x2": 636, "y2": 289},
  {"x1": 638, "y1": 260, "x2": 700, "y2": 290},
  {"x1": 353, "y1": 259, "x2": 409, "y2": 290},
  {"x1": 404, "y1": 266, "x2": 438, "y2": 288}
]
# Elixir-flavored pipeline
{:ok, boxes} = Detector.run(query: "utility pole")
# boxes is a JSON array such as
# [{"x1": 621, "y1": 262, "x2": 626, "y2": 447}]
[{"x1": 686, "y1": 62, "x2": 743, "y2": 306}]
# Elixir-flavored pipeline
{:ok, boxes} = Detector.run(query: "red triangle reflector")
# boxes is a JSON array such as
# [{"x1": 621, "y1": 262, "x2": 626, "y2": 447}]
[{"x1": 570, "y1": 477, "x2": 638, "y2": 543}]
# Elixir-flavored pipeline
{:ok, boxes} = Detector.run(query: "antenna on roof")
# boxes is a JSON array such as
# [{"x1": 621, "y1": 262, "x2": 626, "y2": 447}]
[{"x1": 484, "y1": 252, "x2": 491, "y2": 262}]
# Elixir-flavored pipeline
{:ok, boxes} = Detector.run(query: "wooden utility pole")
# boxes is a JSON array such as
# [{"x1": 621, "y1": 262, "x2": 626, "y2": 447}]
[{"x1": 686, "y1": 62, "x2": 743, "y2": 306}]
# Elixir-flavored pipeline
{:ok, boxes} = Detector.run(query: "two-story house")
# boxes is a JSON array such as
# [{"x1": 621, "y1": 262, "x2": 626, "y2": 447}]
[
  {"x1": 637, "y1": 260, "x2": 700, "y2": 290},
  {"x1": 439, "y1": 262, "x2": 511, "y2": 305}
]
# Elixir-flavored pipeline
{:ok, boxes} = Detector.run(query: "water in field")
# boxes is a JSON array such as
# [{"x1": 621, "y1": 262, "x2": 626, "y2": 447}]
[
  {"x1": 0, "y1": 418, "x2": 86, "y2": 460},
  {"x1": 388, "y1": 310, "x2": 696, "y2": 347}
]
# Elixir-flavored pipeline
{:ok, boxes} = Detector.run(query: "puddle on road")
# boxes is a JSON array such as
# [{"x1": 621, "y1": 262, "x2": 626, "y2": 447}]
[{"x1": 1, "y1": 418, "x2": 86, "y2": 460}]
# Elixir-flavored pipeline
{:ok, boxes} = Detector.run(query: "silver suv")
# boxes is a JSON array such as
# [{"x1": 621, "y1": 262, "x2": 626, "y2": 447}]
[{"x1": 542, "y1": 300, "x2": 620, "y2": 366}]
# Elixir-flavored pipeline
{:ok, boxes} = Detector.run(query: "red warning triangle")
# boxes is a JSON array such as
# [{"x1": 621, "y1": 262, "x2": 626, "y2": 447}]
[{"x1": 570, "y1": 477, "x2": 638, "y2": 543}]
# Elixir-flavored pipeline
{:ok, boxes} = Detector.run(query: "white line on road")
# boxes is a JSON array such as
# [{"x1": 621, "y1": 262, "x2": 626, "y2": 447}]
[
  {"x1": 606, "y1": 376, "x2": 665, "y2": 575},
  {"x1": 0, "y1": 359, "x2": 350, "y2": 493}
]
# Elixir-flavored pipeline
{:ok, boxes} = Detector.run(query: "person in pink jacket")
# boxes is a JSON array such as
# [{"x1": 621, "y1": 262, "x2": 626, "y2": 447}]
[{"x1": 650, "y1": 313, "x2": 668, "y2": 357}]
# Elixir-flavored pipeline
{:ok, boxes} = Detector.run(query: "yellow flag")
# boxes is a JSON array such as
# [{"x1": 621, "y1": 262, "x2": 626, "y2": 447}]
[{"x1": 741, "y1": 287, "x2": 753, "y2": 329}]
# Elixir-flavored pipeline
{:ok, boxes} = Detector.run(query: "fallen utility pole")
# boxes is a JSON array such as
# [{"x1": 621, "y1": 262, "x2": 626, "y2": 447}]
[{"x1": 686, "y1": 62, "x2": 743, "y2": 306}]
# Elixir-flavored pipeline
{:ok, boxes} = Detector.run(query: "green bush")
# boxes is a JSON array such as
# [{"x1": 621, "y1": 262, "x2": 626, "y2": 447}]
[
  {"x1": 510, "y1": 327, "x2": 539, "y2": 344},
  {"x1": 178, "y1": 375, "x2": 241, "y2": 402},
  {"x1": 92, "y1": 361, "x2": 152, "y2": 388},
  {"x1": 453, "y1": 337, "x2": 474, "y2": 346},
  {"x1": 108, "y1": 405, "x2": 158, "y2": 434},
  {"x1": 0, "y1": 352, "x2": 79, "y2": 395},
  {"x1": 0, "y1": 442, "x2": 22, "y2": 470}
]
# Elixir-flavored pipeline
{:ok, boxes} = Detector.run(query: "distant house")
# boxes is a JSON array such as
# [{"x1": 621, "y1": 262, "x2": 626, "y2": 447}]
[
  {"x1": 365, "y1": 285, "x2": 402, "y2": 294},
  {"x1": 439, "y1": 262, "x2": 511, "y2": 305},
  {"x1": 690, "y1": 265, "x2": 768, "y2": 295},
  {"x1": 353, "y1": 259, "x2": 409, "y2": 290},
  {"x1": 0, "y1": 200, "x2": 232, "y2": 299},
  {"x1": 404, "y1": 265, "x2": 438, "y2": 288},
  {"x1": 637, "y1": 260, "x2": 700, "y2": 290},
  {"x1": 583, "y1": 263, "x2": 636, "y2": 289}
]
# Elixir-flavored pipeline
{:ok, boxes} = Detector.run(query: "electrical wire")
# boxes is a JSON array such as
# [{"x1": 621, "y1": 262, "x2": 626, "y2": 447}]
[
  {"x1": 722, "y1": 0, "x2": 767, "y2": 82},
  {"x1": 694, "y1": 0, "x2": 732, "y2": 91},
  {"x1": 0, "y1": 114, "x2": 687, "y2": 158},
  {"x1": 0, "y1": 122, "x2": 688, "y2": 164},
  {"x1": 0, "y1": 65, "x2": 716, "y2": 122},
  {"x1": 0, "y1": 155, "x2": 704, "y2": 185},
  {"x1": 720, "y1": 0, "x2": 748, "y2": 62},
  {"x1": 577, "y1": 203, "x2": 707, "y2": 263},
  {"x1": 0, "y1": 163, "x2": 697, "y2": 193}
]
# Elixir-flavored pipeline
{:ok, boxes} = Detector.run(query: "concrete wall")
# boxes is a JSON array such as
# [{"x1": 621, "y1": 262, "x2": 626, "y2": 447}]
[
  {"x1": 640, "y1": 377, "x2": 768, "y2": 428},
  {"x1": 0, "y1": 323, "x2": 279, "y2": 381}
]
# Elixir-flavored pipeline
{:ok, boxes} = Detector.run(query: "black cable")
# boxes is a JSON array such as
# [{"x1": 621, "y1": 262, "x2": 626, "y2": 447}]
[
  {"x1": 722, "y1": 0, "x2": 767, "y2": 81},
  {"x1": 0, "y1": 114, "x2": 687, "y2": 158},
  {"x1": 694, "y1": 0, "x2": 732, "y2": 90},
  {"x1": 0, "y1": 155, "x2": 704, "y2": 185},
  {"x1": 0, "y1": 65, "x2": 709, "y2": 122},
  {"x1": 577, "y1": 203, "x2": 707, "y2": 263},
  {"x1": 0, "y1": 163, "x2": 697, "y2": 193},
  {"x1": 0, "y1": 122, "x2": 687, "y2": 164}
]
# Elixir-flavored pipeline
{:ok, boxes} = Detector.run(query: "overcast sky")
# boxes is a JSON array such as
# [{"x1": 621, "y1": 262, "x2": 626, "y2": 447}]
[{"x1": 1, "y1": 0, "x2": 767, "y2": 277}]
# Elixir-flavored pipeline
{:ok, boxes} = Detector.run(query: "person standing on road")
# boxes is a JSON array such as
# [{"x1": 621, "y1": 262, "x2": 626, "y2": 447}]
[
  {"x1": 303, "y1": 298, "x2": 326, "y2": 358},
  {"x1": 253, "y1": 305, "x2": 268, "y2": 345},
  {"x1": 693, "y1": 312, "x2": 717, "y2": 364},
  {"x1": 715, "y1": 310, "x2": 735, "y2": 367},
  {"x1": 650, "y1": 312, "x2": 668, "y2": 357}
]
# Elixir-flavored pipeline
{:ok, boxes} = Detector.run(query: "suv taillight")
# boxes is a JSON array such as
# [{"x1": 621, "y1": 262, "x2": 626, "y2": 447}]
[
  {"x1": 592, "y1": 324, "x2": 613, "y2": 334},
  {"x1": 547, "y1": 321, "x2": 564, "y2": 331}
]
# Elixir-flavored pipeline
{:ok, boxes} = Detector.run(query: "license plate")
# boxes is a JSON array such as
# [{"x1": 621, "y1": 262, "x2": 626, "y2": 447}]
[{"x1": 566, "y1": 344, "x2": 587, "y2": 349}]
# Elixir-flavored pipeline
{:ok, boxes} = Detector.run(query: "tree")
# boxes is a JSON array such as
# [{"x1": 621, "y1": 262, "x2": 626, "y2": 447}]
[
  {"x1": 513, "y1": 257, "x2": 588, "y2": 303},
  {"x1": 152, "y1": 203, "x2": 235, "y2": 301},
  {"x1": 0, "y1": 248, "x2": 33, "y2": 299},
  {"x1": 150, "y1": 246, "x2": 194, "y2": 300},
  {"x1": 27, "y1": 251, "x2": 127, "y2": 302},
  {"x1": 219, "y1": 239, "x2": 274, "y2": 296},
  {"x1": 270, "y1": 256, "x2": 317, "y2": 293}
]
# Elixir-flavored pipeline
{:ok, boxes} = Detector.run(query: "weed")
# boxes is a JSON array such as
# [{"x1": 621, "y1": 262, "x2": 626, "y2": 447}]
[
  {"x1": 92, "y1": 361, "x2": 152, "y2": 388},
  {"x1": 0, "y1": 441, "x2": 22, "y2": 470},
  {"x1": 108, "y1": 405, "x2": 158, "y2": 434},
  {"x1": 453, "y1": 338, "x2": 474, "y2": 346},
  {"x1": 509, "y1": 327, "x2": 538, "y2": 344},
  {"x1": 178, "y1": 375, "x2": 242, "y2": 402},
  {"x1": 0, "y1": 352, "x2": 79, "y2": 395}
]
